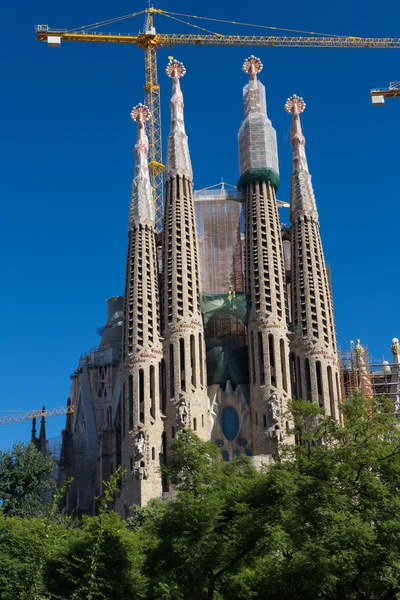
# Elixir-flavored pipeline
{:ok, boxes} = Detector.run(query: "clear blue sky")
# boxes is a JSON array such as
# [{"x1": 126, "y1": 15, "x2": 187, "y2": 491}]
[{"x1": 1, "y1": 0, "x2": 399, "y2": 449}]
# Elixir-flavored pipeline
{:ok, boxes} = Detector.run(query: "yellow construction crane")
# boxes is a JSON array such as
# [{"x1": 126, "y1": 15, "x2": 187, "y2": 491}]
[
  {"x1": 0, "y1": 405, "x2": 75, "y2": 426},
  {"x1": 35, "y1": 7, "x2": 400, "y2": 230},
  {"x1": 370, "y1": 81, "x2": 400, "y2": 105}
]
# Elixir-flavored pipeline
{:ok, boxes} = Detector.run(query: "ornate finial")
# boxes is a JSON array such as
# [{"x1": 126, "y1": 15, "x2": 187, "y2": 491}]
[
  {"x1": 130, "y1": 103, "x2": 151, "y2": 123},
  {"x1": 166, "y1": 59, "x2": 186, "y2": 79},
  {"x1": 242, "y1": 55, "x2": 263, "y2": 79},
  {"x1": 284, "y1": 95, "x2": 306, "y2": 115}
]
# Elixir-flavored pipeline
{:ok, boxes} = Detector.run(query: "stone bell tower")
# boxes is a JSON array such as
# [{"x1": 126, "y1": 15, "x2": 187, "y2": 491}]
[
  {"x1": 161, "y1": 60, "x2": 210, "y2": 451},
  {"x1": 119, "y1": 103, "x2": 164, "y2": 511},
  {"x1": 285, "y1": 95, "x2": 340, "y2": 417},
  {"x1": 238, "y1": 56, "x2": 293, "y2": 459}
]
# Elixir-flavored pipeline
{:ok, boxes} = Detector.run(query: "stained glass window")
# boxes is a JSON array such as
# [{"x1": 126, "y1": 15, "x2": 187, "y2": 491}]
[{"x1": 221, "y1": 406, "x2": 239, "y2": 441}]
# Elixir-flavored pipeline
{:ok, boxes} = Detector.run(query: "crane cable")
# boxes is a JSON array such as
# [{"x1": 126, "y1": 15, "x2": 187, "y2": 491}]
[
  {"x1": 161, "y1": 12, "x2": 224, "y2": 37},
  {"x1": 66, "y1": 9, "x2": 147, "y2": 33},
  {"x1": 63, "y1": 7, "x2": 359, "y2": 40}
]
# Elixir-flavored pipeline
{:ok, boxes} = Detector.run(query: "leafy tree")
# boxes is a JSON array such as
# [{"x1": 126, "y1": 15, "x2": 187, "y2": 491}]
[
  {"x1": 142, "y1": 431, "x2": 260, "y2": 600},
  {"x1": 0, "y1": 442, "x2": 56, "y2": 517},
  {"x1": 43, "y1": 468, "x2": 147, "y2": 600},
  {"x1": 141, "y1": 396, "x2": 400, "y2": 600}
]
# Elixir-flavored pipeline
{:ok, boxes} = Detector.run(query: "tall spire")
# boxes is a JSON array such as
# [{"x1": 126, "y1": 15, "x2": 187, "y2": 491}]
[
  {"x1": 162, "y1": 58, "x2": 210, "y2": 452},
  {"x1": 285, "y1": 95, "x2": 340, "y2": 418},
  {"x1": 129, "y1": 103, "x2": 154, "y2": 226},
  {"x1": 165, "y1": 59, "x2": 192, "y2": 180},
  {"x1": 238, "y1": 55, "x2": 279, "y2": 187},
  {"x1": 284, "y1": 95, "x2": 318, "y2": 221},
  {"x1": 119, "y1": 101, "x2": 164, "y2": 510},
  {"x1": 238, "y1": 56, "x2": 293, "y2": 457}
]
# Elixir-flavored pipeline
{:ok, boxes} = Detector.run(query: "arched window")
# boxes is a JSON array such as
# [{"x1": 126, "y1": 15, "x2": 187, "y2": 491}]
[
  {"x1": 328, "y1": 366, "x2": 335, "y2": 419},
  {"x1": 269, "y1": 334, "x2": 276, "y2": 387},
  {"x1": 222, "y1": 450, "x2": 229, "y2": 462},
  {"x1": 169, "y1": 344, "x2": 175, "y2": 398},
  {"x1": 190, "y1": 334, "x2": 196, "y2": 387},
  {"x1": 251, "y1": 331, "x2": 256, "y2": 383},
  {"x1": 180, "y1": 338, "x2": 185, "y2": 391},
  {"x1": 150, "y1": 365, "x2": 155, "y2": 419},
  {"x1": 290, "y1": 352, "x2": 297, "y2": 399},
  {"x1": 193, "y1": 417, "x2": 197, "y2": 431},
  {"x1": 304, "y1": 358, "x2": 312, "y2": 401},
  {"x1": 159, "y1": 360, "x2": 166, "y2": 413},
  {"x1": 297, "y1": 356, "x2": 303, "y2": 399},
  {"x1": 199, "y1": 333, "x2": 204, "y2": 386},
  {"x1": 280, "y1": 339, "x2": 288, "y2": 392},
  {"x1": 139, "y1": 369, "x2": 145, "y2": 423},
  {"x1": 152, "y1": 447, "x2": 155, "y2": 460},
  {"x1": 316, "y1": 361, "x2": 323, "y2": 406},
  {"x1": 128, "y1": 376, "x2": 133, "y2": 431},
  {"x1": 258, "y1": 332, "x2": 265, "y2": 386}
]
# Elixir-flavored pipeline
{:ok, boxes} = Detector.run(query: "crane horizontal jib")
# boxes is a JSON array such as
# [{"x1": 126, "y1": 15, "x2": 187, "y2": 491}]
[
  {"x1": 35, "y1": 30, "x2": 400, "y2": 48},
  {"x1": 0, "y1": 406, "x2": 75, "y2": 425}
]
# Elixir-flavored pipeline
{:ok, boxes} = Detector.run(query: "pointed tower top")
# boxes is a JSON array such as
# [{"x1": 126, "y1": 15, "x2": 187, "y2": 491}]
[
  {"x1": 31, "y1": 417, "x2": 37, "y2": 444},
  {"x1": 129, "y1": 103, "x2": 154, "y2": 226},
  {"x1": 40, "y1": 407, "x2": 46, "y2": 439},
  {"x1": 165, "y1": 59, "x2": 192, "y2": 181},
  {"x1": 284, "y1": 94, "x2": 318, "y2": 220}
]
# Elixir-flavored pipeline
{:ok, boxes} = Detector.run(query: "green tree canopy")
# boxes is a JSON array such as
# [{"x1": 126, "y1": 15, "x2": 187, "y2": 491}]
[
  {"x1": 0, "y1": 442, "x2": 55, "y2": 517},
  {"x1": 139, "y1": 394, "x2": 400, "y2": 600}
]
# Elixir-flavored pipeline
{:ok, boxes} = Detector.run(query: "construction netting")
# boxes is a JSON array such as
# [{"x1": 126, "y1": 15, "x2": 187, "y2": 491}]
[
  {"x1": 238, "y1": 79, "x2": 280, "y2": 189},
  {"x1": 194, "y1": 186, "x2": 249, "y2": 386},
  {"x1": 195, "y1": 188, "x2": 244, "y2": 295}
]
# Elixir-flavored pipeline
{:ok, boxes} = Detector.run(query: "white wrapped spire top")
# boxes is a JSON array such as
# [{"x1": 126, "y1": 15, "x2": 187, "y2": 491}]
[
  {"x1": 238, "y1": 56, "x2": 279, "y2": 176},
  {"x1": 165, "y1": 59, "x2": 192, "y2": 181},
  {"x1": 129, "y1": 103, "x2": 155, "y2": 227},
  {"x1": 285, "y1": 95, "x2": 318, "y2": 221}
]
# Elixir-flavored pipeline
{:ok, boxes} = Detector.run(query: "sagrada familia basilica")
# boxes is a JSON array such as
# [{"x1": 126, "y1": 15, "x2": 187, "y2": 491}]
[{"x1": 58, "y1": 56, "x2": 395, "y2": 515}]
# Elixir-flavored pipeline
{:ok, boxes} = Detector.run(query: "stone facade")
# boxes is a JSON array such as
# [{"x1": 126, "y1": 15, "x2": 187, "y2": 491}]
[{"x1": 59, "y1": 57, "x2": 344, "y2": 515}]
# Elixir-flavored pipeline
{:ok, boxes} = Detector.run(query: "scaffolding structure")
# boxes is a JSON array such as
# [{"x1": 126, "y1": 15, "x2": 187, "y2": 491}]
[
  {"x1": 195, "y1": 183, "x2": 244, "y2": 295},
  {"x1": 340, "y1": 340, "x2": 400, "y2": 413}
]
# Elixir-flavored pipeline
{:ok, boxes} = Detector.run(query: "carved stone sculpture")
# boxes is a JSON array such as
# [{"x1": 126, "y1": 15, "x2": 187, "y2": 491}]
[
  {"x1": 178, "y1": 400, "x2": 188, "y2": 425},
  {"x1": 133, "y1": 430, "x2": 146, "y2": 456}
]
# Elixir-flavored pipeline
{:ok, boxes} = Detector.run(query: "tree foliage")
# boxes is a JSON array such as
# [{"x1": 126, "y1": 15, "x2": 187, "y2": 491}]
[
  {"x1": 2, "y1": 394, "x2": 400, "y2": 599},
  {"x1": 0, "y1": 442, "x2": 56, "y2": 517}
]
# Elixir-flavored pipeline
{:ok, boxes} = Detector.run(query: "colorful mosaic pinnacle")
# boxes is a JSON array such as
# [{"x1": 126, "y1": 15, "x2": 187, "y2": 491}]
[
  {"x1": 242, "y1": 55, "x2": 263, "y2": 79},
  {"x1": 284, "y1": 94, "x2": 306, "y2": 115},
  {"x1": 165, "y1": 59, "x2": 186, "y2": 79},
  {"x1": 130, "y1": 103, "x2": 151, "y2": 123}
]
